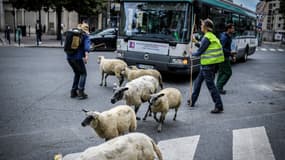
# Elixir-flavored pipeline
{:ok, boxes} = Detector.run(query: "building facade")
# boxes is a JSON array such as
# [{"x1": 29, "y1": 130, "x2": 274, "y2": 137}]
[
  {"x1": 0, "y1": 0, "x2": 115, "y2": 35},
  {"x1": 257, "y1": 0, "x2": 285, "y2": 41}
]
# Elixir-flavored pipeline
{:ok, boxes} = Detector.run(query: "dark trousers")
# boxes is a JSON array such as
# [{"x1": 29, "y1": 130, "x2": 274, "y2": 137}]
[
  {"x1": 67, "y1": 59, "x2": 87, "y2": 90},
  {"x1": 216, "y1": 58, "x2": 232, "y2": 91},
  {"x1": 191, "y1": 65, "x2": 223, "y2": 109}
]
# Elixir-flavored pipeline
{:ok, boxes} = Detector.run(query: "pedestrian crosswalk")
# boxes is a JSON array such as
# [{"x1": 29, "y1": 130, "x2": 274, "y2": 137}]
[
  {"x1": 232, "y1": 127, "x2": 275, "y2": 160},
  {"x1": 62, "y1": 126, "x2": 277, "y2": 160},
  {"x1": 256, "y1": 47, "x2": 285, "y2": 52},
  {"x1": 158, "y1": 126, "x2": 276, "y2": 160}
]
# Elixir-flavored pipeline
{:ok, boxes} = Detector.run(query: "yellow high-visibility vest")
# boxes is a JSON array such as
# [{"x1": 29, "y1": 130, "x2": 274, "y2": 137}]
[{"x1": 201, "y1": 32, "x2": 224, "y2": 65}]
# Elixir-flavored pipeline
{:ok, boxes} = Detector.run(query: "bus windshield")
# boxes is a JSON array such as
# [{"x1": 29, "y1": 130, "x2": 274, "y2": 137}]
[{"x1": 120, "y1": 2, "x2": 191, "y2": 43}]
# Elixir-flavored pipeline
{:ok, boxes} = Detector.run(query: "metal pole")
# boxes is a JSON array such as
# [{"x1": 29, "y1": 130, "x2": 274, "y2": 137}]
[
  {"x1": 107, "y1": 0, "x2": 111, "y2": 28},
  {"x1": 189, "y1": 14, "x2": 196, "y2": 107}
]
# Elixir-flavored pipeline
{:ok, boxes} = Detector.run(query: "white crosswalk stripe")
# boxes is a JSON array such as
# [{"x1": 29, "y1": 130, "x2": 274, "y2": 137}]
[
  {"x1": 260, "y1": 48, "x2": 267, "y2": 51},
  {"x1": 233, "y1": 126, "x2": 275, "y2": 160},
  {"x1": 269, "y1": 48, "x2": 276, "y2": 51},
  {"x1": 62, "y1": 126, "x2": 276, "y2": 160},
  {"x1": 158, "y1": 135, "x2": 200, "y2": 160},
  {"x1": 277, "y1": 49, "x2": 284, "y2": 52}
]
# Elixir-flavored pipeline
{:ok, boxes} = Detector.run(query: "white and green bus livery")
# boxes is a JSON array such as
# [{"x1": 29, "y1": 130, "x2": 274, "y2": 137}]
[{"x1": 116, "y1": 0, "x2": 257, "y2": 74}]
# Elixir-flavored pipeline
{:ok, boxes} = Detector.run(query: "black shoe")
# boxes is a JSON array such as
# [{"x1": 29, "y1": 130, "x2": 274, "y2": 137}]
[
  {"x1": 187, "y1": 99, "x2": 195, "y2": 107},
  {"x1": 78, "y1": 89, "x2": 88, "y2": 100},
  {"x1": 219, "y1": 89, "x2": 226, "y2": 95},
  {"x1": 70, "y1": 89, "x2": 78, "y2": 98},
  {"x1": 210, "y1": 108, "x2": 223, "y2": 114}
]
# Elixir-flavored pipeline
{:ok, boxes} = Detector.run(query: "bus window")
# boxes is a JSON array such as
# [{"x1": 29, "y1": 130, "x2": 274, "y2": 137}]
[{"x1": 120, "y1": 2, "x2": 191, "y2": 43}]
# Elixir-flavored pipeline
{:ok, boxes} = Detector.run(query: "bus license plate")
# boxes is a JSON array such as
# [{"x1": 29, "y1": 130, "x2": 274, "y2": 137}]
[{"x1": 137, "y1": 64, "x2": 154, "y2": 69}]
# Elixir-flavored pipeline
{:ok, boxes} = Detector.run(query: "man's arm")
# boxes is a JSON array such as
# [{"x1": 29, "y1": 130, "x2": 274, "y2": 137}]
[
  {"x1": 83, "y1": 36, "x2": 90, "y2": 64},
  {"x1": 192, "y1": 37, "x2": 210, "y2": 56},
  {"x1": 220, "y1": 34, "x2": 231, "y2": 54}
]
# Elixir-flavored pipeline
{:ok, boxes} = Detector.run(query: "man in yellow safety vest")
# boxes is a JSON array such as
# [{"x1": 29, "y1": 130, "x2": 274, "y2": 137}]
[{"x1": 188, "y1": 18, "x2": 224, "y2": 113}]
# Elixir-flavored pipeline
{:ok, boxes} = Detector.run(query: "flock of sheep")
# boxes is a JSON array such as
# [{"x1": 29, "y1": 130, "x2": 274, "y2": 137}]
[{"x1": 77, "y1": 56, "x2": 183, "y2": 160}]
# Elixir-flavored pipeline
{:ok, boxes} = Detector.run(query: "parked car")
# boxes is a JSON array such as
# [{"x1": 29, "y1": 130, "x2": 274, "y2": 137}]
[{"x1": 89, "y1": 28, "x2": 118, "y2": 51}]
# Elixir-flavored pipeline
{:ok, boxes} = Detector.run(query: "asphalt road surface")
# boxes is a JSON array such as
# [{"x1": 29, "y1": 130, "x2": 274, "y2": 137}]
[{"x1": 0, "y1": 46, "x2": 284, "y2": 160}]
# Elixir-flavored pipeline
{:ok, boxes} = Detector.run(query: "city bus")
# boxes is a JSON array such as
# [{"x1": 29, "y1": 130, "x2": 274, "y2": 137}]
[{"x1": 116, "y1": 0, "x2": 258, "y2": 74}]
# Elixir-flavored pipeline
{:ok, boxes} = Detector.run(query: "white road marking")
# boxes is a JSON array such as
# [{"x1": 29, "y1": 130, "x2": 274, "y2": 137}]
[
  {"x1": 158, "y1": 135, "x2": 200, "y2": 160},
  {"x1": 260, "y1": 48, "x2": 267, "y2": 51},
  {"x1": 277, "y1": 49, "x2": 284, "y2": 52},
  {"x1": 269, "y1": 48, "x2": 276, "y2": 51},
  {"x1": 233, "y1": 126, "x2": 276, "y2": 160}
]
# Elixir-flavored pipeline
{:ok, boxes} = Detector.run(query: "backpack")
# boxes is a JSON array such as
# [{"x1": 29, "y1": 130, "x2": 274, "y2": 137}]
[{"x1": 64, "y1": 28, "x2": 84, "y2": 55}]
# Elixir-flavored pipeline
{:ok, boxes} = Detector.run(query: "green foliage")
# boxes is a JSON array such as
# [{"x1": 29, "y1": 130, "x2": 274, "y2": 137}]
[
  {"x1": 10, "y1": 0, "x2": 107, "y2": 16},
  {"x1": 280, "y1": 0, "x2": 285, "y2": 18},
  {"x1": 64, "y1": 0, "x2": 107, "y2": 15}
]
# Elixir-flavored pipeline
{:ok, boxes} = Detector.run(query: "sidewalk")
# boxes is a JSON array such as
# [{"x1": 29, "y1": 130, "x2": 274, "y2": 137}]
[{"x1": 0, "y1": 33, "x2": 63, "y2": 48}]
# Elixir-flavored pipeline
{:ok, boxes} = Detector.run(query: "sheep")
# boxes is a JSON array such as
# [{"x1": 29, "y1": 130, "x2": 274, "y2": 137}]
[
  {"x1": 143, "y1": 88, "x2": 182, "y2": 132},
  {"x1": 81, "y1": 105, "x2": 137, "y2": 141},
  {"x1": 97, "y1": 56, "x2": 127, "y2": 87},
  {"x1": 111, "y1": 75, "x2": 160, "y2": 120},
  {"x1": 79, "y1": 132, "x2": 163, "y2": 160},
  {"x1": 121, "y1": 66, "x2": 163, "y2": 89}
]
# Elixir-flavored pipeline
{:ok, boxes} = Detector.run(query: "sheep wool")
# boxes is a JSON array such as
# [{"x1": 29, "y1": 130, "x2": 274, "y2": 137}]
[
  {"x1": 111, "y1": 75, "x2": 160, "y2": 120},
  {"x1": 79, "y1": 132, "x2": 163, "y2": 160},
  {"x1": 145, "y1": 88, "x2": 182, "y2": 132},
  {"x1": 122, "y1": 66, "x2": 163, "y2": 89},
  {"x1": 97, "y1": 56, "x2": 127, "y2": 87},
  {"x1": 81, "y1": 105, "x2": 137, "y2": 141}
]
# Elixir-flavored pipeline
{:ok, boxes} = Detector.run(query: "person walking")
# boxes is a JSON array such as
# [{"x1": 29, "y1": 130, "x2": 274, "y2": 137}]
[
  {"x1": 35, "y1": 20, "x2": 42, "y2": 45},
  {"x1": 67, "y1": 23, "x2": 90, "y2": 100},
  {"x1": 187, "y1": 18, "x2": 224, "y2": 113},
  {"x1": 216, "y1": 23, "x2": 235, "y2": 94}
]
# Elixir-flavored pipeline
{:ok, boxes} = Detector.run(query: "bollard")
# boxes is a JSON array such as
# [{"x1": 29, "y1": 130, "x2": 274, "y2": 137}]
[
  {"x1": 7, "y1": 26, "x2": 11, "y2": 45},
  {"x1": 28, "y1": 25, "x2": 31, "y2": 37},
  {"x1": 16, "y1": 27, "x2": 22, "y2": 46}
]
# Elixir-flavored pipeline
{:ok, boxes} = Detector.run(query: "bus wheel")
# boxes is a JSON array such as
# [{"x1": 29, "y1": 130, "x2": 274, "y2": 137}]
[{"x1": 241, "y1": 47, "x2": 249, "y2": 62}]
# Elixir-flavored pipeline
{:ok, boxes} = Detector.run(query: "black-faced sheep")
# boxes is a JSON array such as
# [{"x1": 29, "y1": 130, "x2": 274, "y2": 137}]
[
  {"x1": 143, "y1": 88, "x2": 182, "y2": 132},
  {"x1": 79, "y1": 132, "x2": 163, "y2": 160},
  {"x1": 97, "y1": 56, "x2": 127, "y2": 87},
  {"x1": 81, "y1": 105, "x2": 137, "y2": 141},
  {"x1": 111, "y1": 75, "x2": 160, "y2": 120},
  {"x1": 121, "y1": 66, "x2": 163, "y2": 89}
]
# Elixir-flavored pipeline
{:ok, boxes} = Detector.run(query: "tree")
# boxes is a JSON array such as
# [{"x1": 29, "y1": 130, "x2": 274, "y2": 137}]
[
  {"x1": 280, "y1": 0, "x2": 285, "y2": 19},
  {"x1": 9, "y1": 0, "x2": 107, "y2": 39}
]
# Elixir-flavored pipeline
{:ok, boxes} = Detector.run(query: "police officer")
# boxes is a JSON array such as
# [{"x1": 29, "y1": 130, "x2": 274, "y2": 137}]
[{"x1": 188, "y1": 18, "x2": 224, "y2": 113}]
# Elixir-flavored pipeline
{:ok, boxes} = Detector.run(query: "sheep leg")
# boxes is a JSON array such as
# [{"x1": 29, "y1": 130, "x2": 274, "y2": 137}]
[
  {"x1": 135, "y1": 105, "x2": 141, "y2": 120},
  {"x1": 143, "y1": 107, "x2": 151, "y2": 121},
  {"x1": 104, "y1": 74, "x2": 109, "y2": 86},
  {"x1": 119, "y1": 77, "x2": 124, "y2": 87},
  {"x1": 100, "y1": 71, "x2": 104, "y2": 86},
  {"x1": 153, "y1": 113, "x2": 159, "y2": 122},
  {"x1": 157, "y1": 113, "x2": 166, "y2": 132},
  {"x1": 173, "y1": 108, "x2": 178, "y2": 121}
]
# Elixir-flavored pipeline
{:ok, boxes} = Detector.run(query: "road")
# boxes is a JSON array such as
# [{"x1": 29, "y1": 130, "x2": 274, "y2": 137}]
[{"x1": 0, "y1": 46, "x2": 284, "y2": 160}]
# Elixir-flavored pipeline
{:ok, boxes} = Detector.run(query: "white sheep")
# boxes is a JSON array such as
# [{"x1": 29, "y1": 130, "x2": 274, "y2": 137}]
[
  {"x1": 121, "y1": 66, "x2": 163, "y2": 89},
  {"x1": 97, "y1": 56, "x2": 127, "y2": 87},
  {"x1": 79, "y1": 132, "x2": 163, "y2": 160},
  {"x1": 81, "y1": 105, "x2": 137, "y2": 141},
  {"x1": 111, "y1": 75, "x2": 160, "y2": 120},
  {"x1": 143, "y1": 88, "x2": 182, "y2": 132}
]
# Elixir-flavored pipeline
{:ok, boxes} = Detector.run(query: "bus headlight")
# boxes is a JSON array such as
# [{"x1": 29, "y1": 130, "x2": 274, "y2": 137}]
[{"x1": 171, "y1": 58, "x2": 188, "y2": 65}]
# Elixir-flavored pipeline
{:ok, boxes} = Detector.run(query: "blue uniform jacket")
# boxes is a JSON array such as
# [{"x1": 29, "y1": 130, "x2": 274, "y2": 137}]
[{"x1": 219, "y1": 32, "x2": 232, "y2": 58}]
